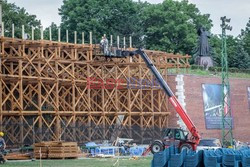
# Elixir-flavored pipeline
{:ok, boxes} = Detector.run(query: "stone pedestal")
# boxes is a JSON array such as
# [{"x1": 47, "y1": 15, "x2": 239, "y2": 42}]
[{"x1": 196, "y1": 56, "x2": 214, "y2": 70}]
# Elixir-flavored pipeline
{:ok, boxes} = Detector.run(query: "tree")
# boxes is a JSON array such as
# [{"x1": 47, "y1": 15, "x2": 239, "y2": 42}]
[
  {"x1": 241, "y1": 18, "x2": 250, "y2": 56},
  {"x1": 208, "y1": 34, "x2": 238, "y2": 68},
  {"x1": 1, "y1": 0, "x2": 41, "y2": 39},
  {"x1": 231, "y1": 40, "x2": 250, "y2": 69},
  {"x1": 44, "y1": 22, "x2": 59, "y2": 41},
  {"x1": 59, "y1": 0, "x2": 147, "y2": 45},
  {"x1": 209, "y1": 34, "x2": 221, "y2": 66},
  {"x1": 142, "y1": 0, "x2": 212, "y2": 55}
]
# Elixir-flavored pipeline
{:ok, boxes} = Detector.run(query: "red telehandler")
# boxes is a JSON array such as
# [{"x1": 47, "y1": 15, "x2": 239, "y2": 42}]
[{"x1": 103, "y1": 48, "x2": 201, "y2": 154}]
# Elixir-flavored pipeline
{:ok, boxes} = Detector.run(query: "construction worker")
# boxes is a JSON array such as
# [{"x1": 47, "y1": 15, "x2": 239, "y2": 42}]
[
  {"x1": 100, "y1": 35, "x2": 109, "y2": 55},
  {"x1": 0, "y1": 132, "x2": 6, "y2": 164},
  {"x1": 0, "y1": 132, "x2": 6, "y2": 150}
]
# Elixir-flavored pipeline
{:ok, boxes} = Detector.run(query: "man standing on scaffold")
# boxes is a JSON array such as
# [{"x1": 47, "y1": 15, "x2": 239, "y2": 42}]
[{"x1": 100, "y1": 35, "x2": 109, "y2": 56}]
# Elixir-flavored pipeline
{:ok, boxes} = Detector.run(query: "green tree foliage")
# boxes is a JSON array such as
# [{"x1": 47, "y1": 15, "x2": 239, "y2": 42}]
[
  {"x1": 209, "y1": 35, "x2": 221, "y2": 65},
  {"x1": 44, "y1": 22, "x2": 59, "y2": 41},
  {"x1": 59, "y1": 0, "x2": 147, "y2": 44},
  {"x1": 226, "y1": 36, "x2": 238, "y2": 68},
  {"x1": 231, "y1": 40, "x2": 250, "y2": 69},
  {"x1": 1, "y1": 0, "x2": 41, "y2": 39},
  {"x1": 209, "y1": 35, "x2": 238, "y2": 68},
  {"x1": 241, "y1": 18, "x2": 250, "y2": 56},
  {"x1": 142, "y1": 0, "x2": 212, "y2": 55}
]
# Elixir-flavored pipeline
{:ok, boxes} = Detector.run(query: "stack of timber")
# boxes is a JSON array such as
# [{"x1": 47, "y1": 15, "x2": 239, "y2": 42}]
[
  {"x1": 33, "y1": 141, "x2": 56, "y2": 159},
  {"x1": 5, "y1": 152, "x2": 31, "y2": 160},
  {"x1": 48, "y1": 142, "x2": 80, "y2": 159},
  {"x1": 33, "y1": 141, "x2": 80, "y2": 159}
]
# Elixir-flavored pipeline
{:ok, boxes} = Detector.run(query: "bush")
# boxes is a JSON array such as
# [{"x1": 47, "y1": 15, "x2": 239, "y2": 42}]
[
  {"x1": 208, "y1": 66, "x2": 222, "y2": 72},
  {"x1": 191, "y1": 65, "x2": 204, "y2": 70}
]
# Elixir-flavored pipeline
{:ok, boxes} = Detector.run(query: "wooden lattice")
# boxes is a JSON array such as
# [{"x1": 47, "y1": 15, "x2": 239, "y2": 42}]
[{"x1": 0, "y1": 37, "x2": 190, "y2": 146}]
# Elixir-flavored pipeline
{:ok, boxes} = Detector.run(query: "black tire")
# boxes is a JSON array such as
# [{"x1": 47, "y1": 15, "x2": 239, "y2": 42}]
[
  {"x1": 151, "y1": 141, "x2": 164, "y2": 154},
  {"x1": 180, "y1": 143, "x2": 192, "y2": 152}
]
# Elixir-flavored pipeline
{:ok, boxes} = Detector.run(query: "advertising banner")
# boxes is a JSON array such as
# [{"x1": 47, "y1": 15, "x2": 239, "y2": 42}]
[{"x1": 202, "y1": 84, "x2": 233, "y2": 129}]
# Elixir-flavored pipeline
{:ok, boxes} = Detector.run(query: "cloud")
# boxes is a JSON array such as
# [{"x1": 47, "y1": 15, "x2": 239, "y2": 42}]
[
  {"x1": 6, "y1": 0, "x2": 250, "y2": 36},
  {"x1": 189, "y1": 0, "x2": 250, "y2": 36},
  {"x1": 7, "y1": 0, "x2": 63, "y2": 27},
  {"x1": 142, "y1": 0, "x2": 250, "y2": 36}
]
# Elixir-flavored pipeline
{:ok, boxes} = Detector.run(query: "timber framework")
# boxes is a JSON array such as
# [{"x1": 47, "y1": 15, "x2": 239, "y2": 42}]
[{"x1": 0, "y1": 37, "x2": 190, "y2": 147}]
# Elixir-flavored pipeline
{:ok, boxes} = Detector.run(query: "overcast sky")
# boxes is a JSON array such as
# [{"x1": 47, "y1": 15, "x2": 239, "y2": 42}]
[{"x1": 7, "y1": 0, "x2": 250, "y2": 36}]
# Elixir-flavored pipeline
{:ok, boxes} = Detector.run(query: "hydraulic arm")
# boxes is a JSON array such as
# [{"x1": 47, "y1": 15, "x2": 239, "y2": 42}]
[{"x1": 108, "y1": 49, "x2": 201, "y2": 146}]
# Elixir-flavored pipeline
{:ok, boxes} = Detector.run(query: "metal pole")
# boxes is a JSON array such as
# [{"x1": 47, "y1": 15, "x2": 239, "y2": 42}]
[{"x1": 220, "y1": 16, "x2": 233, "y2": 147}]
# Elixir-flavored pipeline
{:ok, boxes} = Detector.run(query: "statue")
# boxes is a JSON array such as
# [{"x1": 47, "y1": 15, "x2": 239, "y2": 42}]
[
  {"x1": 198, "y1": 27, "x2": 210, "y2": 56},
  {"x1": 195, "y1": 27, "x2": 214, "y2": 69}
]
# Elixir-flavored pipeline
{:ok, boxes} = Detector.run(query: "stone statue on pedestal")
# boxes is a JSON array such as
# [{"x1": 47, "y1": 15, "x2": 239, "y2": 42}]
[{"x1": 195, "y1": 27, "x2": 214, "y2": 69}]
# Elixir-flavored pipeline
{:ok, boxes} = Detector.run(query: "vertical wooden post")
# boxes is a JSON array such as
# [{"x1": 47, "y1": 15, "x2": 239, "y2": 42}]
[
  {"x1": 89, "y1": 31, "x2": 92, "y2": 45},
  {"x1": 12, "y1": 24, "x2": 14, "y2": 38},
  {"x1": 49, "y1": 27, "x2": 52, "y2": 41},
  {"x1": 66, "y1": 30, "x2": 69, "y2": 43},
  {"x1": 38, "y1": 62, "x2": 42, "y2": 142},
  {"x1": 129, "y1": 36, "x2": 132, "y2": 48},
  {"x1": 55, "y1": 75, "x2": 60, "y2": 141},
  {"x1": 74, "y1": 31, "x2": 77, "y2": 44},
  {"x1": 22, "y1": 25, "x2": 25, "y2": 40},
  {"x1": 101, "y1": 65, "x2": 105, "y2": 139},
  {"x1": 123, "y1": 37, "x2": 126, "y2": 49},
  {"x1": 128, "y1": 65, "x2": 132, "y2": 137},
  {"x1": 31, "y1": 26, "x2": 34, "y2": 41},
  {"x1": 110, "y1": 35, "x2": 113, "y2": 47},
  {"x1": 82, "y1": 32, "x2": 84, "y2": 44},
  {"x1": 19, "y1": 47, "x2": 23, "y2": 145},
  {"x1": 1, "y1": 22, "x2": 4, "y2": 37},
  {"x1": 58, "y1": 28, "x2": 61, "y2": 42},
  {"x1": 117, "y1": 36, "x2": 120, "y2": 49},
  {"x1": 40, "y1": 26, "x2": 43, "y2": 40},
  {"x1": 72, "y1": 62, "x2": 76, "y2": 141},
  {"x1": 139, "y1": 63, "x2": 144, "y2": 143},
  {"x1": 87, "y1": 63, "x2": 91, "y2": 140}
]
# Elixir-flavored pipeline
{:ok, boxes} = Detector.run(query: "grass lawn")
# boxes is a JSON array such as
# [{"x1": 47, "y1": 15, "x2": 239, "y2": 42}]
[
  {"x1": 3, "y1": 157, "x2": 152, "y2": 167},
  {"x1": 168, "y1": 68, "x2": 250, "y2": 79}
]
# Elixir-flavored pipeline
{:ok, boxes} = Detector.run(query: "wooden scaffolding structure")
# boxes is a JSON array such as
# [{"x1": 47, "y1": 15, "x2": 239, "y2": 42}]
[{"x1": 0, "y1": 37, "x2": 190, "y2": 147}]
